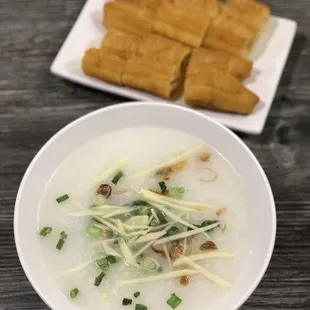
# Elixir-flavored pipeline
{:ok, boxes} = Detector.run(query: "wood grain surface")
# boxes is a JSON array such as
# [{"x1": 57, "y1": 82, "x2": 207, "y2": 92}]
[{"x1": 1, "y1": 0, "x2": 310, "y2": 309}]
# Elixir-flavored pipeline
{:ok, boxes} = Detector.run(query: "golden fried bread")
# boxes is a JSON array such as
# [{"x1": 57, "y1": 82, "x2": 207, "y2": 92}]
[
  {"x1": 171, "y1": 0, "x2": 221, "y2": 19},
  {"x1": 154, "y1": 0, "x2": 211, "y2": 47},
  {"x1": 225, "y1": 0, "x2": 270, "y2": 32},
  {"x1": 122, "y1": 34, "x2": 191, "y2": 98},
  {"x1": 82, "y1": 48, "x2": 126, "y2": 85},
  {"x1": 100, "y1": 29, "x2": 142, "y2": 59},
  {"x1": 187, "y1": 48, "x2": 252, "y2": 80},
  {"x1": 202, "y1": 15, "x2": 255, "y2": 57},
  {"x1": 103, "y1": 1, "x2": 155, "y2": 35},
  {"x1": 184, "y1": 69, "x2": 258, "y2": 114},
  {"x1": 116, "y1": 0, "x2": 162, "y2": 12}
]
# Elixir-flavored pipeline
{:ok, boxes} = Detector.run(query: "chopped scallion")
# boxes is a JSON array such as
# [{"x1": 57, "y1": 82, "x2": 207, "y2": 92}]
[
  {"x1": 112, "y1": 171, "x2": 124, "y2": 185},
  {"x1": 167, "y1": 293, "x2": 182, "y2": 309},
  {"x1": 158, "y1": 181, "x2": 167, "y2": 193},
  {"x1": 70, "y1": 288, "x2": 79, "y2": 299},
  {"x1": 137, "y1": 206, "x2": 151, "y2": 216},
  {"x1": 106, "y1": 255, "x2": 117, "y2": 264},
  {"x1": 140, "y1": 257, "x2": 160, "y2": 272},
  {"x1": 122, "y1": 298, "x2": 132, "y2": 306},
  {"x1": 132, "y1": 200, "x2": 149, "y2": 206},
  {"x1": 60, "y1": 231, "x2": 68, "y2": 239},
  {"x1": 200, "y1": 220, "x2": 219, "y2": 231},
  {"x1": 165, "y1": 226, "x2": 179, "y2": 237},
  {"x1": 93, "y1": 195, "x2": 107, "y2": 206},
  {"x1": 133, "y1": 291, "x2": 140, "y2": 298},
  {"x1": 135, "y1": 304, "x2": 147, "y2": 310},
  {"x1": 156, "y1": 210, "x2": 167, "y2": 224},
  {"x1": 96, "y1": 258, "x2": 109, "y2": 271},
  {"x1": 39, "y1": 227, "x2": 52, "y2": 236},
  {"x1": 94, "y1": 271, "x2": 105, "y2": 287},
  {"x1": 56, "y1": 194, "x2": 69, "y2": 203},
  {"x1": 168, "y1": 187, "x2": 185, "y2": 199},
  {"x1": 56, "y1": 238, "x2": 65, "y2": 250},
  {"x1": 87, "y1": 224, "x2": 102, "y2": 239}
]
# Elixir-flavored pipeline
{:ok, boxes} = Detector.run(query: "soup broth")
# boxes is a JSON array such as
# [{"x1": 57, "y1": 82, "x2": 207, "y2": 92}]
[{"x1": 38, "y1": 126, "x2": 250, "y2": 310}]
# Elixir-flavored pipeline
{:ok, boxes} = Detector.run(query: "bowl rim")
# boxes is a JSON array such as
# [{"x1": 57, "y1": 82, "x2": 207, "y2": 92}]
[{"x1": 14, "y1": 101, "x2": 276, "y2": 310}]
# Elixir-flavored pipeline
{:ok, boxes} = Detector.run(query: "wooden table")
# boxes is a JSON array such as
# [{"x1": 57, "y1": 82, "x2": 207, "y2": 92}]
[{"x1": 1, "y1": 0, "x2": 310, "y2": 309}]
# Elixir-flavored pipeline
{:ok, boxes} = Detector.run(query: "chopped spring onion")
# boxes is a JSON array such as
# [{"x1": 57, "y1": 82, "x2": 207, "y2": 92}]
[
  {"x1": 165, "y1": 226, "x2": 179, "y2": 237},
  {"x1": 154, "y1": 222, "x2": 219, "y2": 246},
  {"x1": 122, "y1": 298, "x2": 132, "y2": 306},
  {"x1": 93, "y1": 195, "x2": 107, "y2": 206},
  {"x1": 106, "y1": 255, "x2": 117, "y2": 264},
  {"x1": 167, "y1": 293, "x2": 182, "y2": 309},
  {"x1": 118, "y1": 269, "x2": 198, "y2": 286},
  {"x1": 135, "y1": 304, "x2": 147, "y2": 310},
  {"x1": 87, "y1": 224, "x2": 102, "y2": 239},
  {"x1": 94, "y1": 271, "x2": 106, "y2": 287},
  {"x1": 96, "y1": 258, "x2": 109, "y2": 271},
  {"x1": 173, "y1": 251, "x2": 233, "y2": 267},
  {"x1": 70, "y1": 288, "x2": 79, "y2": 299},
  {"x1": 118, "y1": 238, "x2": 139, "y2": 268},
  {"x1": 131, "y1": 200, "x2": 149, "y2": 206},
  {"x1": 137, "y1": 206, "x2": 152, "y2": 216},
  {"x1": 135, "y1": 145, "x2": 203, "y2": 177},
  {"x1": 60, "y1": 231, "x2": 68, "y2": 239},
  {"x1": 56, "y1": 194, "x2": 69, "y2": 203},
  {"x1": 168, "y1": 187, "x2": 185, "y2": 199},
  {"x1": 134, "y1": 291, "x2": 140, "y2": 298},
  {"x1": 200, "y1": 220, "x2": 219, "y2": 231},
  {"x1": 158, "y1": 181, "x2": 167, "y2": 193},
  {"x1": 39, "y1": 227, "x2": 52, "y2": 236},
  {"x1": 140, "y1": 257, "x2": 160, "y2": 272},
  {"x1": 112, "y1": 171, "x2": 124, "y2": 185},
  {"x1": 56, "y1": 238, "x2": 65, "y2": 250},
  {"x1": 178, "y1": 256, "x2": 231, "y2": 288}
]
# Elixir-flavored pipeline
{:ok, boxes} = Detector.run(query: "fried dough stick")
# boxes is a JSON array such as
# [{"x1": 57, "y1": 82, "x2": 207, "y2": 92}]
[
  {"x1": 185, "y1": 69, "x2": 259, "y2": 115},
  {"x1": 187, "y1": 48, "x2": 253, "y2": 81},
  {"x1": 154, "y1": 0, "x2": 213, "y2": 47},
  {"x1": 223, "y1": 0, "x2": 270, "y2": 32},
  {"x1": 202, "y1": 15, "x2": 255, "y2": 57},
  {"x1": 122, "y1": 34, "x2": 191, "y2": 98}
]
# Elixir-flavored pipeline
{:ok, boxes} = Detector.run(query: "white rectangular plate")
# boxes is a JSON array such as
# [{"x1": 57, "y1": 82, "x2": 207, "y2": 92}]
[{"x1": 51, "y1": 0, "x2": 297, "y2": 135}]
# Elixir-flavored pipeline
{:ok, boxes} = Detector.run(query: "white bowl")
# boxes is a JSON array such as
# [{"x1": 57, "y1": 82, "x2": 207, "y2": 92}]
[{"x1": 14, "y1": 102, "x2": 276, "y2": 310}]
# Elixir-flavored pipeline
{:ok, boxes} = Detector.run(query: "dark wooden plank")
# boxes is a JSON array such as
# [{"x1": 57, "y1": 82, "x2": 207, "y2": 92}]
[{"x1": 1, "y1": 0, "x2": 310, "y2": 309}]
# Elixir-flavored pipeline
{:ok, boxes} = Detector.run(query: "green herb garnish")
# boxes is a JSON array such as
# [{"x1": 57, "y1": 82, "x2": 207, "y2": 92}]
[
  {"x1": 200, "y1": 220, "x2": 219, "y2": 231},
  {"x1": 158, "y1": 181, "x2": 167, "y2": 193},
  {"x1": 131, "y1": 200, "x2": 149, "y2": 206},
  {"x1": 94, "y1": 271, "x2": 105, "y2": 287},
  {"x1": 136, "y1": 304, "x2": 147, "y2": 310},
  {"x1": 56, "y1": 238, "x2": 65, "y2": 250},
  {"x1": 165, "y1": 226, "x2": 179, "y2": 237},
  {"x1": 167, "y1": 293, "x2": 182, "y2": 309},
  {"x1": 70, "y1": 288, "x2": 79, "y2": 299},
  {"x1": 112, "y1": 171, "x2": 124, "y2": 185},
  {"x1": 133, "y1": 291, "x2": 140, "y2": 298},
  {"x1": 168, "y1": 187, "x2": 185, "y2": 199},
  {"x1": 106, "y1": 255, "x2": 117, "y2": 264},
  {"x1": 60, "y1": 231, "x2": 68, "y2": 239},
  {"x1": 56, "y1": 194, "x2": 69, "y2": 203},
  {"x1": 96, "y1": 258, "x2": 109, "y2": 271},
  {"x1": 122, "y1": 298, "x2": 132, "y2": 306},
  {"x1": 39, "y1": 227, "x2": 52, "y2": 236},
  {"x1": 87, "y1": 224, "x2": 102, "y2": 239},
  {"x1": 137, "y1": 206, "x2": 151, "y2": 216},
  {"x1": 93, "y1": 195, "x2": 107, "y2": 206},
  {"x1": 156, "y1": 210, "x2": 167, "y2": 224}
]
